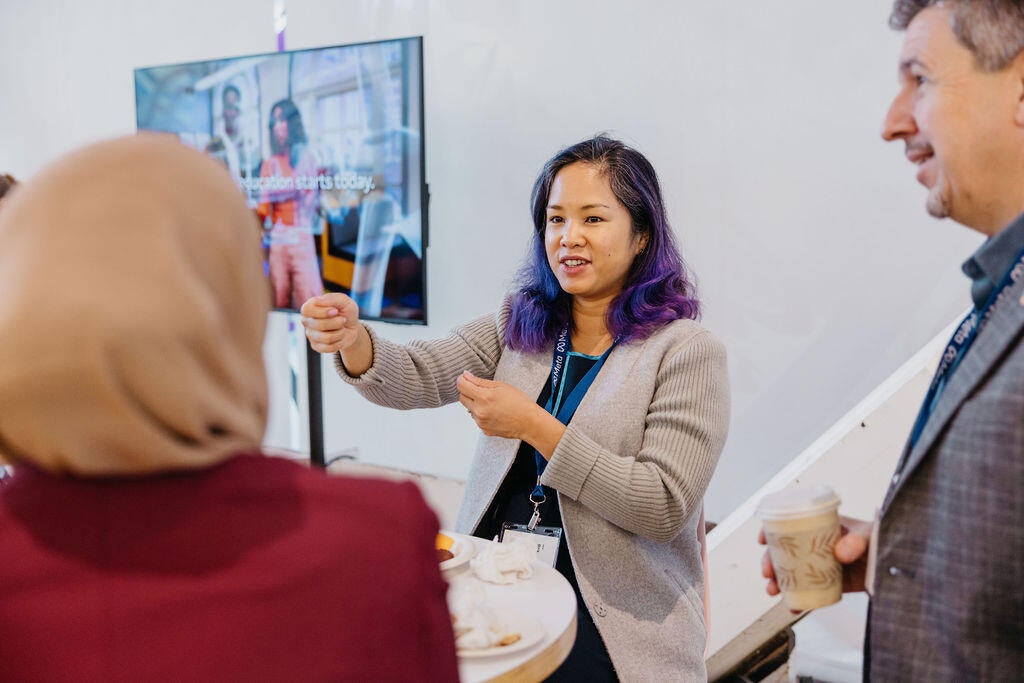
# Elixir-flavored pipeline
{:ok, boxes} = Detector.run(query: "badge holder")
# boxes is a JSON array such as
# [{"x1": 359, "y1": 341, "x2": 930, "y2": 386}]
[{"x1": 498, "y1": 487, "x2": 562, "y2": 567}]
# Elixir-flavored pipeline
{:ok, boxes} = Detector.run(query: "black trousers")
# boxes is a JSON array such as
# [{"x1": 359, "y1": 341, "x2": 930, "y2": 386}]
[{"x1": 544, "y1": 595, "x2": 618, "y2": 682}]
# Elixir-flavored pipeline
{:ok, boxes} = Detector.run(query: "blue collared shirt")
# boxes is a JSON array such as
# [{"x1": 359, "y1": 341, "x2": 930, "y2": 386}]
[
  {"x1": 962, "y1": 212, "x2": 1024, "y2": 310},
  {"x1": 910, "y1": 212, "x2": 1024, "y2": 449}
]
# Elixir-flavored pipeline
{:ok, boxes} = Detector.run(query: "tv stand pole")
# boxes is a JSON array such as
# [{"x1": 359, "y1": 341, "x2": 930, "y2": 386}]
[{"x1": 306, "y1": 345, "x2": 326, "y2": 468}]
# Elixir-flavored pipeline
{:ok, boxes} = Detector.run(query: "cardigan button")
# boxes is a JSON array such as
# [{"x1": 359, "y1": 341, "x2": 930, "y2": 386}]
[{"x1": 593, "y1": 602, "x2": 608, "y2": 618}]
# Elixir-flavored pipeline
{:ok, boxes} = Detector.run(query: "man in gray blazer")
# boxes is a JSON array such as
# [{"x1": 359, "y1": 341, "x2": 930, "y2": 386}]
[{"x1": 764, "y1": 1, "x2": 1024, "y2": 679}]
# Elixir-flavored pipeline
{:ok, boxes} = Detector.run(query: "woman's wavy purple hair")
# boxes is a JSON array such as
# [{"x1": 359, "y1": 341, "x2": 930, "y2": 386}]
[{"x1": 505, "y1": 135, "x2": 700, "y2": 353}]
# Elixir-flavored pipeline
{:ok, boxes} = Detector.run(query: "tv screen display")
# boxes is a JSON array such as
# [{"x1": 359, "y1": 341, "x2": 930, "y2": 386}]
[{"x1": 134, "y1": 36, "x2": 427, "y2": 323}]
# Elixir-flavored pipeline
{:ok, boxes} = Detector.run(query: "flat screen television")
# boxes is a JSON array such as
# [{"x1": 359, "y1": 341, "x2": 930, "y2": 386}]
[{"x1": 134, "y1": 36, "x2": 428, "y2": 323}]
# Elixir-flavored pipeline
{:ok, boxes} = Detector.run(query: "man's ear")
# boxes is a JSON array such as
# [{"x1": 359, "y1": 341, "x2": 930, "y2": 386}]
[{"x1": 1013, "y1": 51, "x2": 1024, "y2": 127}]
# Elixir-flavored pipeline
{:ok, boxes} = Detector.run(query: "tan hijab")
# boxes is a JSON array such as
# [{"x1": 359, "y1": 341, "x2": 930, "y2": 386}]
[{"x1": 0, "y1": 134, "x2": 270, "y2": 475}]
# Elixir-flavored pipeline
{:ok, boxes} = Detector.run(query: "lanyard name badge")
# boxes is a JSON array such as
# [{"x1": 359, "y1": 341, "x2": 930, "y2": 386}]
[
  {"x1": 906, "y1": 245, "x2": 1024, "y2": 452},
  {"x1": 500, "y1": 327, "x2": 616, "y2": 566}
]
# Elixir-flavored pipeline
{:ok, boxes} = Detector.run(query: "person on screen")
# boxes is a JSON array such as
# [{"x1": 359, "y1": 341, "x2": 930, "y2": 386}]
[
  {"x1": 222, "y1": 84, "x2": 242, "y2": 141},
  {"x1": 219, "y1": 84, "x2": 260, "y2": 203},
  {"x1": 204, "y1": 135, "x2": 230, "y2": 170},
  {"x1": 0, "y1": 135, "x2": 458, "y2": 683},
  {"x1": 302, "y1": 135, "x2": 730, "y2": 681},
  {"x1": 257, "y1": 97, "x2": 324, "y2": 309}
]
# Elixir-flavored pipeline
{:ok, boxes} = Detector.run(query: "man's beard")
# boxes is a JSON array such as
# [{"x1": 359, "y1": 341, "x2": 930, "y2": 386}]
[{"x1": 926, "y1": 181, "x2": 951, "y2": 219}]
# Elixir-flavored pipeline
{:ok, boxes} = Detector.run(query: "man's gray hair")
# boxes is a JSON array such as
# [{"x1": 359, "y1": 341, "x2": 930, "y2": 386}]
[{"x1": 891, "y1": 0, "x2": 1024, "y2": 71}]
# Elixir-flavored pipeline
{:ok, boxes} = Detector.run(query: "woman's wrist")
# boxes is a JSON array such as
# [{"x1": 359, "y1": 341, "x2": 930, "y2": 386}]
[
  {"x1": 525, "y1": 407, "x2": 566, "y2": 461},
  {"x1": 339, "y1": 325, "x2": 373, "y2": 377}
]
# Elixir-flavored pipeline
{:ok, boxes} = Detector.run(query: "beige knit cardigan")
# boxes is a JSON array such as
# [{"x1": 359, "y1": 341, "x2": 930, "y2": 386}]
[{"x1": 336, "y1": 300, "x2": 730, "y2": 682}]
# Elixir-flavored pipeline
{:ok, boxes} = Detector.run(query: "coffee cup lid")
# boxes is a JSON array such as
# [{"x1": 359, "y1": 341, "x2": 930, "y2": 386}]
[{"x1": 756, "y1": 485, "x2": 841, "y2": 520}]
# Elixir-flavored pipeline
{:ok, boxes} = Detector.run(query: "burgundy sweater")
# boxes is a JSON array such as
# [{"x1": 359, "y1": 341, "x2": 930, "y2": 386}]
[{"x1": 0, "y1": 453, "x2": 458, "y2": 682}]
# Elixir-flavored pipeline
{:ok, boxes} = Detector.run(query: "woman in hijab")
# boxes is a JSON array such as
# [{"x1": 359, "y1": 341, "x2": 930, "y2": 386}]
[{"x1": 0, "y1": 135, "x2": 457, "y2": 683}]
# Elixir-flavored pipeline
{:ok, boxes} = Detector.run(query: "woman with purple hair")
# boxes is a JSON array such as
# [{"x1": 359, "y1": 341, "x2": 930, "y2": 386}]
[{"x1": 302, "y1": 135, "x2": 730, "y2": 680}]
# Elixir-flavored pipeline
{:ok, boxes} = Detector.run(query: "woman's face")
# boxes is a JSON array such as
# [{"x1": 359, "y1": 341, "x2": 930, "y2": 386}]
[
  {"x1": 544, "y1": 162, "x2": 645, "y2": 307},
  {"x1": 271, "y1": 107, "x2": 289, "y2": 149}
]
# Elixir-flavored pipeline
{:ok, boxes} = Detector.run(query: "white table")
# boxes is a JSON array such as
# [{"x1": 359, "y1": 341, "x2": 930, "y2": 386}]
[{"x1": 449, "y1": 538, "x2": 577, "y2": 683}]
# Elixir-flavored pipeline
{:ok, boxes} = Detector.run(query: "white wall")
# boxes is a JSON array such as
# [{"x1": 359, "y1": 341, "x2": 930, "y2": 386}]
[
  {"x1": 705, "y1": 319, "x2": 953, "y2": 667},
  {"x1": 0, "y1": 0, "x2": 980, "y2": 521}
]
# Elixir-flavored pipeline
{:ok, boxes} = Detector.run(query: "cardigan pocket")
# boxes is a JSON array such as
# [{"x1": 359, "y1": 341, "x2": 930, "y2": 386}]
[{"x1": 664, "y1": 566, "x2": 705, "y2": 622}]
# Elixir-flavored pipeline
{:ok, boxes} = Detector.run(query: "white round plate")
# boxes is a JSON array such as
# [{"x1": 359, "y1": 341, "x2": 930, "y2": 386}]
[
  {"x1": 456, "y1": 609, "x2": 545, "y2": 659},
  {"x1": 439, "y1": 530, "x2": 476, "y2": 573}
]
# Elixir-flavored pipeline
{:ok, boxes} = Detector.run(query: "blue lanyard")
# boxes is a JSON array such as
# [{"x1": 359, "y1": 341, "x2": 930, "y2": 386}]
[
  {"x1": 907, "y1": 245, "x2": 1024, "y2": 450},
  {"x1": 531, "y1": 328, "x2": 616, "y2": 504}
]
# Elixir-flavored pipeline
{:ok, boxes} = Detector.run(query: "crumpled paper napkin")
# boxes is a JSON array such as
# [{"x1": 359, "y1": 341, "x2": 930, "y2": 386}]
[{"x1": 469, "y1": 537, "x2": 535, "y2": 584}]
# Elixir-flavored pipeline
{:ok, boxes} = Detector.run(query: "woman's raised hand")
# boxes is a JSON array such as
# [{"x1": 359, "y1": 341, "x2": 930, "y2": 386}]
[
  {"x1": 300, "y1": 293, "x2": 362, "y2": 354},
  {"x1": 457, "y1": 371, "x2": 566, "y2": 458}
]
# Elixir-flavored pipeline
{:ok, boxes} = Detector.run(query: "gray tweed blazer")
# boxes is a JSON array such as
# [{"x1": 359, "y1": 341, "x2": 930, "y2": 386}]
[
  {"x1": 867, "y1": 273, "x2": 1024, "y2": 680},
  {"x1": 336, "y1": 301, "x2": 730, "y2": 682}
]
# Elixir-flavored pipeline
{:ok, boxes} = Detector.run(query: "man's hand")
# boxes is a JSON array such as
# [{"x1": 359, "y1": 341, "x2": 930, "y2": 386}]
[
  {"x1": 834, "y1": 515, "x2": 872, "y2": 593},
  {"x1": 760, "y1": 514, "x2": 872, "y2": 599}
]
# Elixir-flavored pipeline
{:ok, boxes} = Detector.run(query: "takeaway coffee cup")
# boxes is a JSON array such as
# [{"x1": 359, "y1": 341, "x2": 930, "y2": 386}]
[{"x1": 757, "y1": 485, "x2": 843, "y2": 611}]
